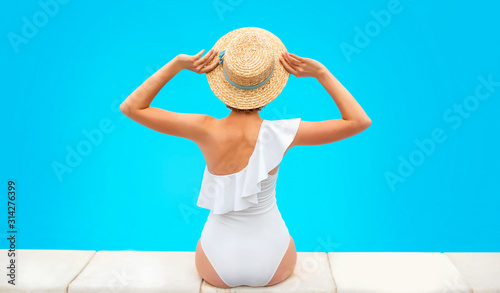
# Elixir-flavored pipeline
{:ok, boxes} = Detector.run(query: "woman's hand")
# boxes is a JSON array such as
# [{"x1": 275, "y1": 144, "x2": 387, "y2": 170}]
[
  {"x1": 175, "y1": 49, "x2": 219, "y2": 74},
  {"x1": 280, "y1": 52, "x2": 326, "y2": 78}
]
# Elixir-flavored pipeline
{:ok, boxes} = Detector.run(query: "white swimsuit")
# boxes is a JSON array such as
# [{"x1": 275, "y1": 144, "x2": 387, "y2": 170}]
[{"x1": 197, "y1": 118, "x2": 301, "y2": 287}]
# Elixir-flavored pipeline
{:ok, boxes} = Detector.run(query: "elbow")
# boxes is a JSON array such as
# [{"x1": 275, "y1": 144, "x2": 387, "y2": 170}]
[
  {"x1": 356, "y1": 116, "x2": 372, "y2": 132},
  {"x1": 362, "y1": 117, "x2": 372, "y2": 129},
  {"x1": 119, "y1": 103, "x2": 130, "y2": 116}
]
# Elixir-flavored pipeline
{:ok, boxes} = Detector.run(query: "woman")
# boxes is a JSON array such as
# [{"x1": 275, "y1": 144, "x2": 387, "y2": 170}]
[{"x1": 120, "y1": 27, "x2": 371, "y2": 288}]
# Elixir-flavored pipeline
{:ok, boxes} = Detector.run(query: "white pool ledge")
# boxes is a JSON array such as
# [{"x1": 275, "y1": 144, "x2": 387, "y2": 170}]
[{"x1": 1, "y1": 249, "x2": 499, "y2": 293}]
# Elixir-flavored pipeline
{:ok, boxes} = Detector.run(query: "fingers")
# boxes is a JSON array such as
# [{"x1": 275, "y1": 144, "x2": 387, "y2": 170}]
[
  {"x1": 193, "y1": 49, "x2": 205, "y2": 59},
  {"x1": 289, "y1": 53, "x2": 304, "y2": 62},
  {"x1": 199, "y1": 58, "x2": 219, "y2": 74},
  {"x1": 282, "y1": 52, "x2": 300, "y2": 71},
  {"x1": 196, "y1": 50, "x2": 219, "y2": 73},
  {"x1": 284, "y1": 52, "x2": 302, "y2": 66},
  {"x1": 194, "y1": 49, "x2": 217, "y2": 67},
  {"x1": 280, "y1": 54, "x2": 299, "y2": 76}
]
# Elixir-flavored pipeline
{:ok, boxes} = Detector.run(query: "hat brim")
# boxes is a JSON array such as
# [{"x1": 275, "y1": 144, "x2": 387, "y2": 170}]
[{"x1": 206, "y1": 27, "x2": 290, "y2": 110}]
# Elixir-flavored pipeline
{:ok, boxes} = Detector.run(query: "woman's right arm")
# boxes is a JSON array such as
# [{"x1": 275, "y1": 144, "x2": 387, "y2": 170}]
[{"x1": 280, "y1": 52, "x2": 371, "y2": 146}]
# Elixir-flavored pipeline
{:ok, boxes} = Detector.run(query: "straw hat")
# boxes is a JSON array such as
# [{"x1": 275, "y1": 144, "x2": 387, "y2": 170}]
[{"x1": 206, "y1": 27, "x2": 290, "y2": 110}]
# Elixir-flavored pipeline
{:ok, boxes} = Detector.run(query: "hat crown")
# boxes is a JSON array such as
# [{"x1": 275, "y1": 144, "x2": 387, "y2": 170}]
[{"x1": 223, "y1": 32, "x2": 275, "y2": 87}]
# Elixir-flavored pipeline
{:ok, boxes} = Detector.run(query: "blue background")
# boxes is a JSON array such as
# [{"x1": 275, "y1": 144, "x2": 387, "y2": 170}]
[{"x1": 1, "y1": 0, "x2": 499, "y2": 252}]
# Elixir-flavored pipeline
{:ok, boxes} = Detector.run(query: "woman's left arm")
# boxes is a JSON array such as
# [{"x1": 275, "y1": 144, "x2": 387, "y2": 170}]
[{"x1": 120, "y1": 49, "x2": 219, "y2": 142}]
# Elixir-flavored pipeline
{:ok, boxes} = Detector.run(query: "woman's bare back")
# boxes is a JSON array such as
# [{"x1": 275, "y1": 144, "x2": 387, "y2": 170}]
[{"x1": 199, "y1": 115, "x2": 280, "y2": 176}]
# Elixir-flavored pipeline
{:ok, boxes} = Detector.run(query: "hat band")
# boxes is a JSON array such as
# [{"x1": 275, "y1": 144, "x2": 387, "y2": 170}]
[{"x1": 218, "y1": 50, "x2": 274, "y2": 90}]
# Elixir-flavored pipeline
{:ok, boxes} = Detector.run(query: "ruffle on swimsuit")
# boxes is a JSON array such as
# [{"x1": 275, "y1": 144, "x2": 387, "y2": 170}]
[{"x1": 197, "y1": 118, "x2": 301, "y2": 214}]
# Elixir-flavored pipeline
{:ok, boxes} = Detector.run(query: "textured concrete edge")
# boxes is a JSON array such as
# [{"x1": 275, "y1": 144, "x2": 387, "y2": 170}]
[{"x1": 2, "y1": 250, "x2": 499, "y2": 292}]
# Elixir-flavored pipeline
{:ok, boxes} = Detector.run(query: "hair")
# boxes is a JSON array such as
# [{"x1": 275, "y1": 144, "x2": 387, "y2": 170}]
[{"x1": 225, "y1": 104, "x2": 265, "y2": 114}]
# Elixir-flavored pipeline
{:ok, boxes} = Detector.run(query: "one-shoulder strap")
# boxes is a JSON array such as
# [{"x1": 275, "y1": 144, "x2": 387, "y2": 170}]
[{"x1": 197, "y1": 118, "x2": 302, "y2": 214}]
